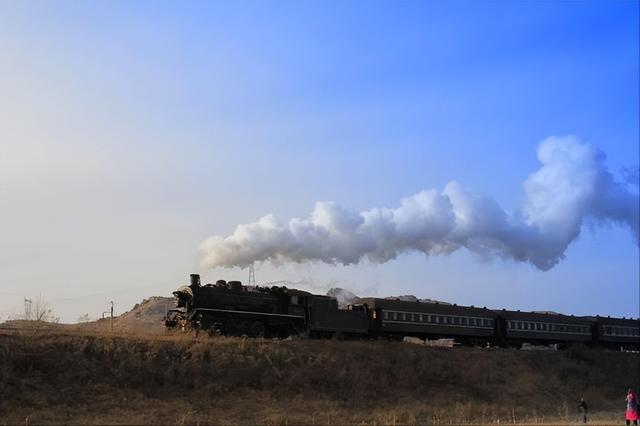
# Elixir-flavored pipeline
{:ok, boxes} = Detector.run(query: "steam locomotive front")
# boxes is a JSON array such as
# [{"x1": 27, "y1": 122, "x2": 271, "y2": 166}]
[{"x1": 164, "y1": 274, "x2": 199, "y2": 329}]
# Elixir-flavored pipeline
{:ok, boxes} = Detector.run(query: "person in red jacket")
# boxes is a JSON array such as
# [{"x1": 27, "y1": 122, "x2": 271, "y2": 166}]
[{"x1": 626, "y1": 388, "x2": 639, "y2": 426}]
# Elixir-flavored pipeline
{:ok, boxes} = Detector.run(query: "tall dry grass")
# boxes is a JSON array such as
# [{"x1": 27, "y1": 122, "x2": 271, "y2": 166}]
[{"x1": 0, "y1": 331, "x2": 636, "y2": 425}]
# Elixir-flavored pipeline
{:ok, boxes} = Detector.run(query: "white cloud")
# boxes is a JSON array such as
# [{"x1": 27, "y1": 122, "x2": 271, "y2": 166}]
[{"x1": 200, "y1": 136, "x2": 639, "y2": 271}]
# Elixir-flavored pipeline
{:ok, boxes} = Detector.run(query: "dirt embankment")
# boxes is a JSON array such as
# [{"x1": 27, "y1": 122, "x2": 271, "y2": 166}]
[{"x1": 0, "y1": 332, "x2": 637, "y2": 425}]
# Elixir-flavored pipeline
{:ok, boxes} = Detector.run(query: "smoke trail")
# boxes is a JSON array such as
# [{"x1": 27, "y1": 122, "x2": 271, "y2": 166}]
[{"x1": 200, "y1": 136, "x2": 639, "y2": 271}]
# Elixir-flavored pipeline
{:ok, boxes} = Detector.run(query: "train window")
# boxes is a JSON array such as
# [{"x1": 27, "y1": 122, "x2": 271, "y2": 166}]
[
  {"x1": 383, "y1": 311, "x2": 389, "y2": 320},
  {"x1": 447, "y1": 316, "x2": 453, "y2": 324},
  {"x1": 614, "y1": 327, "x2": 621, "y2": 335},
  {"x1": 454, "y1": 317, "x2": 460, "y2": 325},
  {"x1": 461, "y1": 317, "x2": 468, "y2": 326}
]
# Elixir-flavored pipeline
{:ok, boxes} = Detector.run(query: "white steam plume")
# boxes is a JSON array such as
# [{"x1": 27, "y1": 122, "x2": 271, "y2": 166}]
[{"x1": 200, "y1": 136, "x2": 639, "y2": 271}]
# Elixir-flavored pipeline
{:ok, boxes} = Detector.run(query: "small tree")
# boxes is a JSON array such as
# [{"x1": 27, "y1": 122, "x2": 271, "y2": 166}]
[
  {"x1": 23, "y1": 296, "x2": 59, "y2": 324},
  {"x1": 77, "y1": 313, "x2": 92, "y2": 323}
]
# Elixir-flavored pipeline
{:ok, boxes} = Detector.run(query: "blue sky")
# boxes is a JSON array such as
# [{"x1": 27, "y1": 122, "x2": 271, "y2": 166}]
[{"x1": 0, "y1": 1, "x2": 638, "y2": 321}]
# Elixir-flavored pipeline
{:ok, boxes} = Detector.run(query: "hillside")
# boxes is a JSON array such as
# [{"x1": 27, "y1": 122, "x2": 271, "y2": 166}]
[
  {"x1": 0, "y1": 296, "x2": 175, "y2": 335},
  {"x1": 0, "y1": 332, "x2": 637, "y2": 425},
  {"x1": 79, "y1": 296, "x2": 175, "y2": 334}
]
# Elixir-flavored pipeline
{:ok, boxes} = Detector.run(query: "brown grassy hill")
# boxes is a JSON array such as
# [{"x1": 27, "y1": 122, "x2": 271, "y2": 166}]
[
  {"x1": 77, "y1": 296, "x2": 175, "y2": 334},
  {"x1": 0, "y1": 332, "x2": 637, "y2": 425},
  {"x1": 0, "y1": 296, "x2": 175, "y2": 335}
]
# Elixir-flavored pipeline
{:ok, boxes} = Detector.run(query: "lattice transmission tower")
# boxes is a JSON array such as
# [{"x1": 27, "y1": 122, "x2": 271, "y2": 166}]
[{"x1": 248, "y1": 262, "x2": 256, "y2": 287}]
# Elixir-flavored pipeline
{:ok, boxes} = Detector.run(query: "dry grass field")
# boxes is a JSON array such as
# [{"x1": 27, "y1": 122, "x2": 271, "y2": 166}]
[{"x1": 0, "y1": 327, "x2": 637, "y2": 425}]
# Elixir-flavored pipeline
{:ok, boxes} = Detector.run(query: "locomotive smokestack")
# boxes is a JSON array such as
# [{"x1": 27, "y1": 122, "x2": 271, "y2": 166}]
[{"x1": 190, "y1": 274, "x2": 201, "y2": 287}]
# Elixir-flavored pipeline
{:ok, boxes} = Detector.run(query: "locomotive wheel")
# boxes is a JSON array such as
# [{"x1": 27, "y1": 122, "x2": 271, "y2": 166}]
[{"x1": 249, "y1": 321, "x2": 265, "y2": 338}]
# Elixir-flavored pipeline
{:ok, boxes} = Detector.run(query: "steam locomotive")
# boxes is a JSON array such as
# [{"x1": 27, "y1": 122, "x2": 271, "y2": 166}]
[{"x1": 164, "y1": 274, "x2": 640, "y2": 350}]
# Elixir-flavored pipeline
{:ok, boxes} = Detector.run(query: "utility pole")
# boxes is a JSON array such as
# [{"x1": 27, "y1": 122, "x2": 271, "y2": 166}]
[
  {"x1": 110, "y1": 301, "x2": 114, "y2": 334},
  {"x1": 248, "y1": 262, "x2": 256, "y2": 287}
]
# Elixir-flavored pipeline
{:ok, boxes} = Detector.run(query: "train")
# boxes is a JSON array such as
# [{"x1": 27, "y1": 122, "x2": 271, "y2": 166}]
[{"x1": 164, "y1": 274, "x2": 640, "y2": 350}]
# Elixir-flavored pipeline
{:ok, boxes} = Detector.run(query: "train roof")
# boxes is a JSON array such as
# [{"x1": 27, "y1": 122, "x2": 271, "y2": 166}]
[
  {"x1": 495, "y1": 309, "x2": 592, "y2": 324},
  {"x1": 359, "y1": 297, "x2": 498, "y2": 317},
  {"x1": 582, "y1": 315, "x2": 640, "y2": 325}
]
